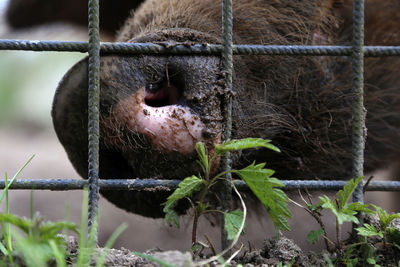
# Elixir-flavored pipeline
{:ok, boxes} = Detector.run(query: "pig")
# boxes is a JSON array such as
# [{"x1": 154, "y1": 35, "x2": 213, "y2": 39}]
[{"x1": 52, "y1": 0, "x2": 400, "y2": 218}]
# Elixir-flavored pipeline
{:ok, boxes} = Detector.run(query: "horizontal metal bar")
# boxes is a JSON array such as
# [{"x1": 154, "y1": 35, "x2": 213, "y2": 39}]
[
  {"x1": 0, "y1": 179, "x2": 180, "y2": 191},
  {"x1": 0, "y1": 40, "x2": 399, "y2": 57},
  {"x1": 1, "y1": 179, "x2": 399, "y2": 192}
]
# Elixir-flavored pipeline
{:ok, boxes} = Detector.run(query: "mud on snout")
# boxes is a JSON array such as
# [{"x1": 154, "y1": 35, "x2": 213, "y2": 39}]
[{"x1": 52, "y1": 53, "x2": 224, "y2": 182}]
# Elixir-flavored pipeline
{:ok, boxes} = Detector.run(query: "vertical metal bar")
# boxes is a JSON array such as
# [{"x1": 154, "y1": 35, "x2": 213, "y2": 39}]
[
  {"x1": 221, "y1": 0, "x2": 234, "y2": 251},
  {"x1": 351, "y1": 0, "x2": 365, "y2": 204},
  {"x1": 87, "y1": 0, "x2": 100, "y2": 234}
]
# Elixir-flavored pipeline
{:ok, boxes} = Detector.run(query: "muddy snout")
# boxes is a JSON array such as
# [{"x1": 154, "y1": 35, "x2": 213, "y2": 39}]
[{"x1": 52, "y1": 53, "x2": 224, "y2": 181}]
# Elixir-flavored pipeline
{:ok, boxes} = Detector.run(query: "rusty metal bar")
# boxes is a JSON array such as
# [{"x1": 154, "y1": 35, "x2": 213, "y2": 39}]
[
  {"x1": 221, "y1": 0, "x2": 234, "y2": 252},
  {"x1": 87, "y1": 0, "x2": 101, "y2": 232},
  {"x1": 351, "y1": 0, "x2": 365, "y2": 204},
  {"x1": 1, "y1": 179, "x2": 400, "y2": 191},
  {"x1": 1, "y1": 40, "x2": 399, "y2": 57}
]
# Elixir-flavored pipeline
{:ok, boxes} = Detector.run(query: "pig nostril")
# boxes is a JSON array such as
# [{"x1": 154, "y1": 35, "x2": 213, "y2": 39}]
[
  {"x1": 144, "y1": 82, "x2": 181, "y2": 107},
  {"x1": 145, "y1": 83, "x2": 162, "y2": 94}
]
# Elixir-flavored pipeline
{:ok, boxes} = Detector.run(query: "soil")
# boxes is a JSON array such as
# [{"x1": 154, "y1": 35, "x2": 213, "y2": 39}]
[{"x1": 62, "y1": 215, "x2": 400, "y2": 267}]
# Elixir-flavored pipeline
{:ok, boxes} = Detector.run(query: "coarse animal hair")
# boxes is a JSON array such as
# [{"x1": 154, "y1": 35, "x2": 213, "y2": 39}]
[{"x1": 115, "y1": 0, "x2": 400, "y2": 179}]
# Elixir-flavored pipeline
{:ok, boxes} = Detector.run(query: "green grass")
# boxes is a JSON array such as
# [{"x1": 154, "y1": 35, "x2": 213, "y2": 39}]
[{"x1": 0, "y1": 156, "x2": 127, "y2": 267}]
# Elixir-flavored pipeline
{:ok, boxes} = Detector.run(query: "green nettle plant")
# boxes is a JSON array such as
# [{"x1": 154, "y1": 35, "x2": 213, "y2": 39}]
[
  {"x1": 302, "y1": 176, "x2": 400, "y2": 266},
  {"x1": 162, "y1": 138, "x2": 292, "y2": 251},
  {"x1": 356, "y1": 204, "x2": 400, "y2": 247}
]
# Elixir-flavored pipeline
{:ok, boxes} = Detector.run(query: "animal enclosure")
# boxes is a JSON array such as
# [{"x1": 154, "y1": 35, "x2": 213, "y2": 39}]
[{"x1": 1, "y1": 0, "x2": 400, "y2": 251}]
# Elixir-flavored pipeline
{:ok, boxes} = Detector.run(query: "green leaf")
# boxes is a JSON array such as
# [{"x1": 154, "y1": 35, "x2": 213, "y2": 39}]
[
  {"x1": 346, "y1": 202, "x2": 374, "y2": 215},
  {"x1": 215, "y1": 138, "x2": 280, "y2": 155},
  {"x1": 356, "y1": 224, "x2": 383, "y2": 238},
  {"x1": 163, "y1": 202, "x2": 180, "y2": 228},
  {"x1": 0, "y1": 213, "x2": 32, "y2": 234},
  {"x1": 387, "y1": 227, "x2": 400, "y2": 245},
  {"x1": 39, "y1": 220, "x2": 78, "y2": 240},
  {"x1": 164, "y1": 176, "x2": 204, "y2": 206},
  {"x1": 195, "y1": 142, "x2": 208, "y2": 173},
  {"x1": 318, "y1": 177, "x2": 366, "y2": 225},
  {"x1": 234, "y1": 162, "x2": 291, "y2": 232},
  {"x1": 371, "y1": 204, "x2": 400, "y2": 231},
  {"x1": 224, "y1": 209, "x2": 245, "y2": 240},
  {"x1": 307, "y1": 228, "x2": 324, "y2": 244},
  {"x1": 337, "y1": 176, "x2": 363, "y2": 209},
  {"x1": 319, "y1": 197, "x2": 359, "y2": 225}
]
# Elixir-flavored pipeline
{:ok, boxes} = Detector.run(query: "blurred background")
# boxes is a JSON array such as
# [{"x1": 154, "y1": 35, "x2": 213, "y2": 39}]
[{"x1": 0, "y1": 0, "x2": 398, "y2": 253}]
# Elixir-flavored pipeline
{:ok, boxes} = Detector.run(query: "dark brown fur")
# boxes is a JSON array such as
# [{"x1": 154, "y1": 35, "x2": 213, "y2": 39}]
[
  {"x1": 116, "y1": 0, "x2": 400, "y2": 178},
  {"x1": 52, "y1": 0, "x2": 400, "y2": 217}
]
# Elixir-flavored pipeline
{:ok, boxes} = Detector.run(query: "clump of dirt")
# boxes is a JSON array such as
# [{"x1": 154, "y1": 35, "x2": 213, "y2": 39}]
[
  {"x1": 234, "y1": 235, "x2": 327, "y2": 267},
  {"x1": 61, "y1": 217, "x2": 400, "y2": 266}
]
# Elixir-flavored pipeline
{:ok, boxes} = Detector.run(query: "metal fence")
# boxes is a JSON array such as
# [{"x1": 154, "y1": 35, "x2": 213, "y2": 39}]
[{"x1": 1, "y1": 0, "x2": 400, "y2": 250}]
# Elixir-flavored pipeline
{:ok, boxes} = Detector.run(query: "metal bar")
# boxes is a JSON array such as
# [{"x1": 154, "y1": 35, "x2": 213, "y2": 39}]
[
  {"x1": 351, "y1": 0, "x2": 365, "y2": 204},
  {"x1": 1, "y1": 40, "x2": 399, "y2": 57},
  {"x1": 1, "y1": 179, "x2": 400, "y2": 191},
  {"x1": 87, "y1": 0, "x2": 101, "y2": 232},
  {"x1": 221, "y1": 0, "x2": 234, "y2": 252}
]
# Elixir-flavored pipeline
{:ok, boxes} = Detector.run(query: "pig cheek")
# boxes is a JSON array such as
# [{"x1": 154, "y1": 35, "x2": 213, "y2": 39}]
[{"x1": 131, "y1": 104, "x2": 205, "y2": 154}]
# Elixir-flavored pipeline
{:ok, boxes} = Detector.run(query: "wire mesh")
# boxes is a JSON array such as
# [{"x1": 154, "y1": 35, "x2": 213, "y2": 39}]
[{"x1": 0, "y1": 0, "x2": 399, "y2": 249}]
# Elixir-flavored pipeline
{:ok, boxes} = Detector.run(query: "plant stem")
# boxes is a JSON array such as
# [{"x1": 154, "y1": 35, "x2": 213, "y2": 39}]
[
  {"x1": 192, "y1": 209, "x2": 199, "y2": 244},
  {"x1": 305, "y1": 208, "x2": 332, "y2": 252},
  {"x1": 336, "y1": 218, "x2": 342, "y2": 250},
  {"x1": 191, "y1": 180, "x2": 211, "y2": 244},
  {"x1": 383, "y1": 232, "x2": 387, "y2": 247}
]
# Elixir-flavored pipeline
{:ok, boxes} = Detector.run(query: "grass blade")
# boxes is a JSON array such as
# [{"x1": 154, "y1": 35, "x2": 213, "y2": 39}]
[
  {"x1": 0, "y1": 155, "x2": 35, "y2": 203},
  {"x1": 49, "y1": 239, "x2": 67, "y2": 267},
  {"x1": 4, "y1": 172, "x2": 13, "y2": 252},
  {"x1": 77, "y1": 189, "x2": 89, "y2": 267}
]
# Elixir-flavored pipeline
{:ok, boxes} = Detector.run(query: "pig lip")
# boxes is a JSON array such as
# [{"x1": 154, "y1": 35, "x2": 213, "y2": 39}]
[{"x1": 113, "y1": 87, "x2": 205, "y2": 155}]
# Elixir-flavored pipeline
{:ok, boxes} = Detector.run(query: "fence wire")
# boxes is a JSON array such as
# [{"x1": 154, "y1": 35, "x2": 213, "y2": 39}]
[{"x1": 1, "y1": 0, "x2": 400, "y2": 249}]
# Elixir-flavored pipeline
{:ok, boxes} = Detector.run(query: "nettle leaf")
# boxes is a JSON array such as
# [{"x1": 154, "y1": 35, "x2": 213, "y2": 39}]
[
  {"x1": 163, "y1": 176, "x2": 204, "y2": 228},
  {"x1": 319, "y1": 196, "x2": 337, "y2": 212},
  {"x1": 387, "y1": 227, "x2": 400, "y2": 245},
  {"x1": 224, "y1": 209, "x2": 245, "y2": 240},
  {"x1": 307, "y1": 228, "x2": 324, "y2": 244},
  {"x1": 195, "y1": 142, "x2": 208, "y2": 173},
  {"x1": 319, "y1": 177, "x2": 366, "y2": 225},
  {"x1": 40, "y1": 221, "x2": 79, "y2": 238},
  {"x1": 215, "y1": 138, "x2": 280, "y2": 155},
  {"x1": 371, "y1": 204, "x2": 400, "y2": 230},
  {"x1": 337, "y1": 176, "x2": 363, "y2": 209},
  {"x1": 338, "y1": 208, "x2": 359, "y2": 225},
  {"x1": 356, "y1": 224, "x2": 383, "y2": 238},
  {"x1": 319, "y1": 196, "x2": 359, "y2": 225},
  {"x1": 346, "y1": 202, "x2": 374, "y2": 215},
  {"x1": 164, "y1": 176, "x2": 204, "y2": 206},
  {"x1": 163, "y1": 202, "x2": 180, "y2": 228},
  {"x1": 234, "y1": 162, "x2": 291, "y2": 232},
  {"x1": 0, "y1": 213, "x2": 31, "y2": 233}
]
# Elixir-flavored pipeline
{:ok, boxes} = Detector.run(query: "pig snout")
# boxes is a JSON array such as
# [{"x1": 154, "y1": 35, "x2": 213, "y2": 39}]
[{"x1": 52, "y1": 53, "x2": 224, "y2": 183}]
